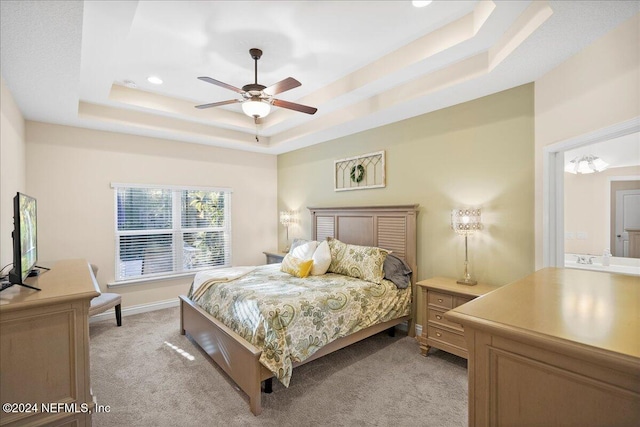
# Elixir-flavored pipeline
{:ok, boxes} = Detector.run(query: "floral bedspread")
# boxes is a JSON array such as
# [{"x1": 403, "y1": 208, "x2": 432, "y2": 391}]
[{"x1": 189, "y1": 264, "x2": 411, "y2": 387}]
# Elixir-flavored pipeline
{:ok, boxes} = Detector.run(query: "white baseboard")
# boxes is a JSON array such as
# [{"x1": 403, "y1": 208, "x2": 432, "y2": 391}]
[
  {"x1": 395, "y1": 321, "x2": 422, "y2": 337},
  {"x1": 89, "y1": 298, "x2": 180, "y2": 324}
]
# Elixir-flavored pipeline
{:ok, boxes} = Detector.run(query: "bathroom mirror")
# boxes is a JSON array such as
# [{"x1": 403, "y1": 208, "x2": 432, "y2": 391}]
[{"x1": 564, "y1": 132, "x2": 640, "y2": 259}]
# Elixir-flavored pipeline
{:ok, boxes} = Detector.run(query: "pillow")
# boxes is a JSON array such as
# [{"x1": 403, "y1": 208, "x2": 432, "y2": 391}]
[
  {"x1": 290, "y1": 240, "x2": 318, "y2": 260},
  {"x1": 327, "y1": 238, "x2": 389, "y2": 284},
  {"x1": 280, "y1": 254, "x2": 314, "y2": 278},
  {"x1": 310, "y1": 240, "x2": 331, "y2": 276},
  {"x1": 289, "y1": 238, "x2": 312, "y2": 253},
  {"x1": 383, "y1": 254, "x2": 412, "y2": 289}
]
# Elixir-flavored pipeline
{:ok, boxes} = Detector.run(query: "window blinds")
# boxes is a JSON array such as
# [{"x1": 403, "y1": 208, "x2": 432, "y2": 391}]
[{"x1": 113, "y1": 185, "x2": 231, "y2": 281}]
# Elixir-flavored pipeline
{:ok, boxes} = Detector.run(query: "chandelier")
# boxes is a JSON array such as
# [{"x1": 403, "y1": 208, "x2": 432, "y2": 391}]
[{"x1": 564, "y1": 155, "x2": 608, "y2": 174}]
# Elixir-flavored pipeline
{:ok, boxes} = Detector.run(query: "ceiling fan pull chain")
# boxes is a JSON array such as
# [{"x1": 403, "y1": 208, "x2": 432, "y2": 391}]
[{"x1": 255, "y1": 118, "x2": 259, "y2": 142}]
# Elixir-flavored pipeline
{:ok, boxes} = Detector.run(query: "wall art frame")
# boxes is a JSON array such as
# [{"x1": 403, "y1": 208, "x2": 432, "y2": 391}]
[{"x1": 334, "y1": 150, "x2": 386, "y2": 191}]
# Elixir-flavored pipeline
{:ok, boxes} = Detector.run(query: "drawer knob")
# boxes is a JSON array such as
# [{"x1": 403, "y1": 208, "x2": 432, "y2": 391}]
[
  {"x1": 438, "y1": 298, "x2": 443, "y2": 303},
  {"x1": 436, "y1": 315, "x2": 442, "y2": 320},
  {"x1": 436, "y1": 332, "x2": 442, "y2": 337}
]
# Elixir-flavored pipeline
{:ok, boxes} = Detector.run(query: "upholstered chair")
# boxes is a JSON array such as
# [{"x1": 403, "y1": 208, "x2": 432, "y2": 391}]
[{"x1": 89, "y1": 264, "x2": 122, "y2": 326}]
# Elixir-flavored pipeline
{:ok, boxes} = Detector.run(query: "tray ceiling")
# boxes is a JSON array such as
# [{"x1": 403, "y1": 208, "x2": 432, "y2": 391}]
[{"x1": 1, "y1": 1, "x2": 638, "y2": 154}]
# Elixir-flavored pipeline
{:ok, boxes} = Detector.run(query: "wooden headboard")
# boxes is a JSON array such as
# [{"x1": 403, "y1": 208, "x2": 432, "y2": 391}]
[{"x1": 308, "y1": 205, "x2": 419, "y2": 333}]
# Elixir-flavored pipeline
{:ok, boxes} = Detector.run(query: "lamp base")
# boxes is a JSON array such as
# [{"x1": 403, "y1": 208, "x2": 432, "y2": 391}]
[{"x1": 456, "y1": 278, "x2": 477, "y2": 286}]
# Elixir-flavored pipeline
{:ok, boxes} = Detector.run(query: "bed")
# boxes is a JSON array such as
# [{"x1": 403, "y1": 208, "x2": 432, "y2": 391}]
[{"x1": 179, "y1": 204, "x2": 419, "y2": 415}]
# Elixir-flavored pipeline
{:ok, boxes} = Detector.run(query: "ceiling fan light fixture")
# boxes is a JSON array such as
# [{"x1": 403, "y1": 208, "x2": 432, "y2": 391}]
[
  {"x1": 242, "y1": 99, "x2": 271, "y2": 119},
  {"x1": 196, "y1": 48, "x2": 316, "y2": 118}
]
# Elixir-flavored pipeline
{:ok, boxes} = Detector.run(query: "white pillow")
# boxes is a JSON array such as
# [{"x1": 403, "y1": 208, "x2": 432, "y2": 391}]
[
  {"x1": 290, "y1": 240, "x2": 318, "y2": 260},
  {"x1": 310, "y1": 240, "x2": 331, "y2": 275}
]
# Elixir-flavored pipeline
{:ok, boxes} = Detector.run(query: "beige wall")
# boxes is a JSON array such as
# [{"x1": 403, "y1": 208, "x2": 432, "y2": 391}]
[
  {"x1": 278, "y1": 84, "x2": 535, "y2": 292},
  {"x1": 535, "y1": 14, "x2": 640, "y2": 267},
  {"x1": 25, "y1": 122, "x2": 277, "y2": 307},
  {"x1": 0, "y1": 77, "x2": 26, "y2": 267},
  {"x1": 564, "y1": 166, "x2": 640, "y2": 255}
]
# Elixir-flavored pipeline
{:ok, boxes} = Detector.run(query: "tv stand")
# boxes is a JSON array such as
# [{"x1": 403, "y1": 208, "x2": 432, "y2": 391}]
[{"x1": 0, "y1": 259, "x2": 99, "y2": 426}]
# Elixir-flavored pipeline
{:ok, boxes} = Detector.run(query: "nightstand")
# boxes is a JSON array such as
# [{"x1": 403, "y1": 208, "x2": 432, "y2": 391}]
[
  {"x1": 263, "y1": 251, "x2": 286, "y2": 264},
  {"x1": 417, "y1": 277, "x2": 499, "y2": 359}
]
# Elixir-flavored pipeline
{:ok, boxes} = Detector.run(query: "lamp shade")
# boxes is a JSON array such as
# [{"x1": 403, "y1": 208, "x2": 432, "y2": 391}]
[
  {"x1": 451, "y1": 208, "x2": 482, "y2": 235},
  {"x1": 279, "y1": 211, "x2": 292, "y2": 227},
  {"x1": 242, "y1": 99, "x2": 271, "y2": 118}
]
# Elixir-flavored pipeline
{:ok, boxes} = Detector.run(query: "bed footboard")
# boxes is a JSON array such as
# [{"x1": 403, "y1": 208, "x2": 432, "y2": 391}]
[
  {"x1": 180, "y1": 295, "x2": 271, "y2": 415},
  {"x1": 180, "y1": 295, "x2": 409, "y2": 415}
]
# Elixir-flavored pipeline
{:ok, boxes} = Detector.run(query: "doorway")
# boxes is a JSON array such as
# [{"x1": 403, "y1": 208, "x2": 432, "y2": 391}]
[
  {"x1": 543, "y1": 117, "x2": 640, "y2": 267},
  {"x1": 614, "y1": 188, "x2": 640, "y2": 257}
]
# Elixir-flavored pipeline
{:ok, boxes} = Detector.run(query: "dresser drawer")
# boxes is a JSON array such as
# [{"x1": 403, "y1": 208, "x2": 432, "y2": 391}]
[
  {"x1": 428, "y1": 291, "x2": 453, "y2": 309},
  {"x1": 428, "y1": 325, "x2": 467, "y2": 349},
  {"x1": 428, "y1": 307, "x2": 462, "y2": 332}
]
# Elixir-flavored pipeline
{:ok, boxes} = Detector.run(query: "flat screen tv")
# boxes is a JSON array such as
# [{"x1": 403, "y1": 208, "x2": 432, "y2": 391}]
[{"x1": 6, "y1": 192, "x2": 42, "y2": 291}]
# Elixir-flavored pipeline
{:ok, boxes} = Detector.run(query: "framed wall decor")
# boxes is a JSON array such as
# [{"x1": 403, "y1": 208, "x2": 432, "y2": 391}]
[{"x1": 334, "y1": 150, "x2": 386, "y2": 191}]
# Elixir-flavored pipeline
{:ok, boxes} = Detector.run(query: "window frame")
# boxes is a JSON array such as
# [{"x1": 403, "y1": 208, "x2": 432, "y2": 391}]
[{"x1": 110, "y1": 183, "x2": 232, "y2": 284}]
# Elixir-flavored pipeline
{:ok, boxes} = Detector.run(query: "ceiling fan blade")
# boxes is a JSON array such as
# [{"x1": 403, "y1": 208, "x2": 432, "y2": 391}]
[
  {"x1": 263, "y1": 77, "x2": 301, "y2": 96},
  {"x1": 272, "y1": 99, "x2": 317, "y2": 115},
  {"x1": 195, "y1": 99, "x2": 241, "y2": 109},
  {"x1": 197, "y1": 77, "x2": 244, "y2": 94}
]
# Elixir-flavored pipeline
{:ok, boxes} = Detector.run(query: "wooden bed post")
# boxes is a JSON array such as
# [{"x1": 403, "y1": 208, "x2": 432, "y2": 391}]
[{"x1": 248, "y1": 365, "x2": 262, "y2": 416}]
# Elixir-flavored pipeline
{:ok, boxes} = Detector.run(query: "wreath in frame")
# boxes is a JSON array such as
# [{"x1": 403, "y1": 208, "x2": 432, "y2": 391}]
[{"x1": 350, "y1": 164, "x2": 365, "y2": 183}]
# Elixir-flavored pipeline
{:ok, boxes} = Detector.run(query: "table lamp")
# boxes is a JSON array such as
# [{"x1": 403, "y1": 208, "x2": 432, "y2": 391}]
[{"x1": 451, "y1": 208, "x2": 482, "y2": 285}]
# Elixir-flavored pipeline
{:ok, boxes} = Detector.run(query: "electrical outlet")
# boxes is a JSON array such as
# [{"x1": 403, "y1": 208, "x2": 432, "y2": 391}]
[
  {"x1": 565, "y1": 232, "x2": 574, "y2": 240},
  {"x1": 577, "y1": 232, "x2": 588, "y2": 240}
]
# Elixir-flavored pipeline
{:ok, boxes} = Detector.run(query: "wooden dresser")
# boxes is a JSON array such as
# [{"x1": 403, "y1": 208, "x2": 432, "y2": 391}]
[
  {"x1": 417, "y1": 277, "x2": 499, "y2": 358},
  {"x1": 446, "y1": 268, "x2": 640, "y2": 427},
  {"x1": 0, "y1": 259, "x2": 99, "y2": 427}
]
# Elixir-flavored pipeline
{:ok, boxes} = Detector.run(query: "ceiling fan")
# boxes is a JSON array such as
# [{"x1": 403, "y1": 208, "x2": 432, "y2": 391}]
[{"x1": 195, "y1": 48, "x2": 317, "y2": 120}]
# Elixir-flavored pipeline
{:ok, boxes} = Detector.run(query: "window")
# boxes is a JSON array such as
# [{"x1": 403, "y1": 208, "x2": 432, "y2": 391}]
[{"x1": 112, "y1": 183, "x2": 231, "y2": 282}]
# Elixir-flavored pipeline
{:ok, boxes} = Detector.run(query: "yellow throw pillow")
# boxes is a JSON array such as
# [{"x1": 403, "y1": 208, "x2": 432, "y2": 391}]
[{"x1": 280, "y1": 254, "x2": 314, "y2": 278}]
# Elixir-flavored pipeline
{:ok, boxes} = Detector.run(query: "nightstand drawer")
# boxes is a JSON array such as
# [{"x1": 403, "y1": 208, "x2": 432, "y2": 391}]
[
  {"x1": 454, "y1": 295, "x2": 473, "y2": 307},
  {"x1": 417, "y1": 277, "x2": 501, "y2": 358},
  {"x1": 428, "y1": 307, "x2": 462, "y2": 332},
  {"x1": 428, "y1": 291, "x2": 453, "y2": 309},
  {"x1": 428, "y1": 325, "x2": 466, "y2": 349}
]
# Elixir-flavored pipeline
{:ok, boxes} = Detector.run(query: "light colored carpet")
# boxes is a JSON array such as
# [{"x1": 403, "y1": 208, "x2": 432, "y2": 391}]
[{"x1": 90, "y1": 307, "x2": 467, "y2": 426}]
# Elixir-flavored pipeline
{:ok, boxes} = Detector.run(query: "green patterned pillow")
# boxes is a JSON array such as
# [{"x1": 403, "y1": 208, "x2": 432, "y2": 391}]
[{"x1": 327, "y1": 238, "x2": 389, "y2": 284}]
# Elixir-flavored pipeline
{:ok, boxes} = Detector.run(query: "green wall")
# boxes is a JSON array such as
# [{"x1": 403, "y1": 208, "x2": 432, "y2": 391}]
[{"x1": 278, "y1": 83, "x2": 534, "y2": 288}]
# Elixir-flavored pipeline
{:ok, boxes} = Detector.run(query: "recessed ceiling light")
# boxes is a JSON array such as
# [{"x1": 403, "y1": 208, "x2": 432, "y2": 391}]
[
  {"x1": 147, "y1": 76, "x2": 163, "y2": 85},
  {"x1": 412, "y1": 1, "x2": 433, "y2": 7}
]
